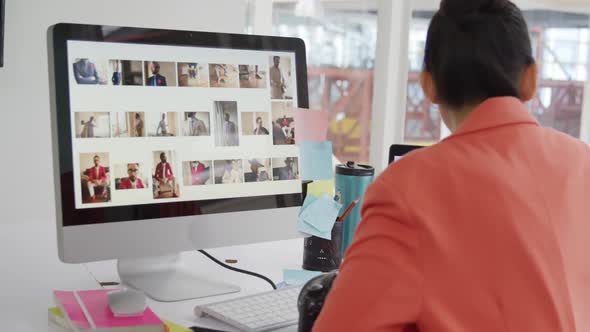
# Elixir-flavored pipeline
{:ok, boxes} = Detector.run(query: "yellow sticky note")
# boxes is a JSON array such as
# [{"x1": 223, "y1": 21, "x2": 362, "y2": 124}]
[
  {"x1": 164, "y1": 320, "x2": 192, "y2": 332},
  {"x1": 307, "y1": 179, "x2": 335, "y2": 198}
]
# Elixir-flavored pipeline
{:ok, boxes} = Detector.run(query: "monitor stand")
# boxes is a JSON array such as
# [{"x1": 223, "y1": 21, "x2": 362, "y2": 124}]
[{"x1": 117, "y1": 254, "x2": 241, "y2": 302}]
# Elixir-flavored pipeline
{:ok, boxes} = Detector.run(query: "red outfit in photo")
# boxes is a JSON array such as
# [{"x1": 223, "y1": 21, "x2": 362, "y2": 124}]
[
  {"x1": 155, "y1": 162, "x2": 174, "y2": 179},
  {"x1": 191, "y1": 163, "x2": 205, "y2": 185},
  {"x1": 87, "y1": 166, "x2": 107, "y2": 182},
  {"x1": 119, "y1": 178, "x2": 145, "y2": 189}
]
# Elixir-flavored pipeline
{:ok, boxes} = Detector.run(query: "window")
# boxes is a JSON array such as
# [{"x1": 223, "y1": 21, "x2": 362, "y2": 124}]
[
  {"x1": 405, "y1": 10, "x2": 590, "y2": 143},
  {"x1": 272, "y1": 1, "x2": 378, "y2": 164}
]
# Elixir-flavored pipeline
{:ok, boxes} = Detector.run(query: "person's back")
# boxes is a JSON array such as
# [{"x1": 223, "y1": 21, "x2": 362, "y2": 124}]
[
  {"x1": 398, "y1": 98, "x2": 590, "y2": 331},
  {"x1": 314, "y1": 0, "x2": 590, "y2": 331}
]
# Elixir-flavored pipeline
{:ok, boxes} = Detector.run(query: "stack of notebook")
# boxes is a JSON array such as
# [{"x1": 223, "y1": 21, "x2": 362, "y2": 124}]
[{"x1": 51, "y1": 289, "x2": 189, "y2": 332}]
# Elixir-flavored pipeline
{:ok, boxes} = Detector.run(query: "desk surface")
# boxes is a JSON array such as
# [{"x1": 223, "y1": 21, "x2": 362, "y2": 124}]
[{"x1": 1, "y1": 221, "x2": 302, "y2": 331}]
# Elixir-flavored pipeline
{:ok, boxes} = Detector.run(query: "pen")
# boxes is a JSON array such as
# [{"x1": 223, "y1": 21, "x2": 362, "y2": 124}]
[{"x1": 337, "y1": 199, "x2": 359, "y2": 222}]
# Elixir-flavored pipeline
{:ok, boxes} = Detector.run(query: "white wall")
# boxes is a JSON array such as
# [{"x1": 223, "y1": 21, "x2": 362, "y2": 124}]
[{"x1": 0, "y1": 0, "x2": 247, "y2": 224}]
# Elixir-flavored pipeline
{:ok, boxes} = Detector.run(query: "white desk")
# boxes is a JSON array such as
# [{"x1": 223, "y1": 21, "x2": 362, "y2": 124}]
[{"x1": 1, "y1": 221, "x2": 303, "y2": 331}]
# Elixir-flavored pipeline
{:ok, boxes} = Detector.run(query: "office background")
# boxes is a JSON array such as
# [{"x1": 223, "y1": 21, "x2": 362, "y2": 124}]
[{"x1": 1, "y1": 0, "x2": 590, "y2": 229}]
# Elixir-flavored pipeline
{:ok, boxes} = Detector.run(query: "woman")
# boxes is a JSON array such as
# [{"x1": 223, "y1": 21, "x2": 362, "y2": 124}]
[{"x1": 314, "y1": 0, "x2": 590, "y2": 331}]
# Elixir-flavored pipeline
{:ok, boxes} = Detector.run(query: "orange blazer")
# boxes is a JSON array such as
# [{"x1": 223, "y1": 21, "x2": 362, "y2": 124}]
[{"x1": 314, "y1": 97, "x2": 590, "y2": 332}]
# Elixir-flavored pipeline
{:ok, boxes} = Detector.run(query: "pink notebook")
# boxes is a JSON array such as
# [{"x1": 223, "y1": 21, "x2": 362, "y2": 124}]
[{"x1": 54, "y1": 289, "x2": 164, "y2": 332}]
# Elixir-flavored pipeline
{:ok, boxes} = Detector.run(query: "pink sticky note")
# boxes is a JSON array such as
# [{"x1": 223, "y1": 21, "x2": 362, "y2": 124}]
[{"x1": 294, "y1": 109, "x2": 330, "y2": 143}]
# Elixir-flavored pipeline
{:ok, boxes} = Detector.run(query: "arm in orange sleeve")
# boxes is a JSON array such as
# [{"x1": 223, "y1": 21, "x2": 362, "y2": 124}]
[{"x1": 313, "y1": 175, "x2": 423, "y2": 332}]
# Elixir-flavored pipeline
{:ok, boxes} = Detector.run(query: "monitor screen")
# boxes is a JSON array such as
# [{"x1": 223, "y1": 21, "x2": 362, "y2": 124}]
[{"x1": 57, "y1": 35, "x2": 305, "y2": 226}]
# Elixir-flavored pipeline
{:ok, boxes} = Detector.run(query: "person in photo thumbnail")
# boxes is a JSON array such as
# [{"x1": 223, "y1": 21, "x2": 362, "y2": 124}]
[
  {"x1": 80, "y1": 116, "x2": 97, "y2": 138},
  {"x1": 254, "y1": 116, "x2": 269, "y2": 135},
  {"x1": 153, "y1": 152, "x2": 178, "y2": 198},
  {"x1": 244, "y1": 159, "x2": 271, "y2": 183},
  {"x1": 271, "y1": 101, "x2": 295, "y2": 145},
  {"x1": 270, "y1": 56, "x2": 286, "y2": 99},
  {"x1": 187, "y1": 112, "x2": 209, "y2": 136},
  {"x1": 214, "y1": 160, "x2": 242, "y2": 184},
  {"x1": 223, "y1": 112, "x2": 238, "y2": 145},
  {"x1": 209, "y1": 64, "x2": 239, "y2": 88},
  {"x1": 147, "y1": 61, "x2": 167, "y2": 86},
  {"x1": 73, "y1": 58, "x2": 104, "y2": 85},
  {"x1": 222, "y1": 160, "x2": 242, "y2": 184},
  {"x1": 239, "y1": 65, "x2": 268, "y2": 89},
  {"x1": 189, "y1": 161, "x2": 211, "y2": 185},
  {"x1": 111, "y1": 60, "x2": 122, "y2": 85},
  {"x1": 157, "y1": 113, "x2": 169, "y2": 136},
  {"x1": 135, "y1": 113, "x2": 144, "y2": 137},
  {"x1": 85, "y1": 155, "x2": 108, "y2": 202},
  {"x1": 119, "y1": 163, "x2": 145, "y2": 189},
  {"x1": 178, "y1": 62, "x2": 209, "y2": 87},
  {"x1": 277, "y1": 157, "x2": 298, "y2": 180}
]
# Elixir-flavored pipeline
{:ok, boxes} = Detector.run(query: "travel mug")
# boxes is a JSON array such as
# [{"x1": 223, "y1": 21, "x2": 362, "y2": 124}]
[{"x1": 335, "y1": 162, "x2": 375, "y2": 255}]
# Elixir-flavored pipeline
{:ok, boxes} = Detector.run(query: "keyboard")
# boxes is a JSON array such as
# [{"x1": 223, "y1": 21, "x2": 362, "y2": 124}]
[{"x1": 194, "y1": 286, "x2": 302, "y2": 332}]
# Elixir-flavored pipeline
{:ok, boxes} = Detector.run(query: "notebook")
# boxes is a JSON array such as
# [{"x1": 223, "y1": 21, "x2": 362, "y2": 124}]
[
  {"x1": 53, "y1": 289, "x2": 165, "y2": 332},
  {"x1": 49, "y1": 307, "x2": 189, "y2": 332}
]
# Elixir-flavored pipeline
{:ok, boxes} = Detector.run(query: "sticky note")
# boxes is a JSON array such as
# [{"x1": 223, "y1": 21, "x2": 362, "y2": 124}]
[
  {"x1": 163, "y1": 320, "x2": 192, "y2": 332},
  {"x1": 294, "y1": 109, "x2": 330, "y2": 143},
  {"x1": 298, "y1": 216, "x2": 332, "y2": 239},
  {"x1": 300, "y1": 141, "x2": 334, "y2": 181},
  {"x1": 298, "y1": 193, "x2": 342, "y2": 240},
  {"x1": 307, "y1": 179, "x2": 335, "y2": 198},
  {"x1": 300, "y1": 194, "x2": 317, "y2": 216},
  {"x1": 283, "y1": 269, "x2": 323, "y2": 286}
]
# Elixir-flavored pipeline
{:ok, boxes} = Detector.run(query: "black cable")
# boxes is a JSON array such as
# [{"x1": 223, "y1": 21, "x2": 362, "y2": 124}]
[{"x1": 197, "y1": 249, "x2": 277, "y2": 290}]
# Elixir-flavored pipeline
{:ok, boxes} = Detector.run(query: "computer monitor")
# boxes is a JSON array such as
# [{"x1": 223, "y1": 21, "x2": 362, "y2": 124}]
[{"x1": 48, "y1": 23, "x2": 308, "y2": 301}]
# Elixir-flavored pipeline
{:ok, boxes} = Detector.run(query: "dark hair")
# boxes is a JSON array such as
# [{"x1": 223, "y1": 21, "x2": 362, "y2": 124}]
[
  {"x1": 424, "y1": 0, "x2": 534, "y2": 109},
  {"x1": 256, "y1": 116, "x2": 262, "y2": 122}
]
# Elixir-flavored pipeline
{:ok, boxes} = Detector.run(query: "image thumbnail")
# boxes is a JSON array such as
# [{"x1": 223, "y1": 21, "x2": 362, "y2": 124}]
[
  {"x1": 239, "y1": 65, "x2": 268, "y2": 89},
  {"x1": 214, "y1": 160, "x2": 243, "y2": 184},
  {"x1": 269, "y1": 55, "x2": 294, "y2": 99},
  {"x1": 271, "y1": 101, "x2": 295, "y2": 145},
  {"x1": 182, "y1": 160, "x2": 213, "y2": 186},
  {"x1": 80, "y1": 152, "x2": 111, "y2": 204},
  {"x1": 244, "y1": 158, "x2": 272, "y2": 183},
  {"x1": 209, "y1": 64, "x2": 239, "y2": 88},
  {"x1": 272, "y1": 157, "x2": 299, "y2": 181},
  {"x1": 178, "y1": 62, "x2": 209, "y2": 87},
  {"x1": 147, "y1": 112, "x2": 179, "y2": 137},
  {"x1": 144, "y1": 61, "x2": 177, "y2": 87},
  {"x1": 213, "y1": 101, "x2": 239, "y2": 146},
  {"x1": 241, "y1": 112, "x2": 269, "y2": 136},
  {"x1": 72, "y1": 58, "x2": 108, "y2": 85},
  {"x1": 74, "y1": 112, "x2": 110, "y2": 138},
  {"x1": 152, "y1": 151, "x2": 179, "y2": 199},
  {"x1": 130, "y1": 112, "x2": 145, "y2": 137},
  {"x1": 182, "y1": 112, "x2": 210, "y2": 136},
  {"x1": 108, "y1": 60, "x2": 144, "y2": 86},
  {"x1": 114, "y1": 163, "x2": 148, "y2": 190}
]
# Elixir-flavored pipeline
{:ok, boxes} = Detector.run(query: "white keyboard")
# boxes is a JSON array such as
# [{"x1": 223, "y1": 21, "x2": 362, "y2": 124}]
[{"x1": 194, "y1": 286, "x2": 303, "y2": 332}]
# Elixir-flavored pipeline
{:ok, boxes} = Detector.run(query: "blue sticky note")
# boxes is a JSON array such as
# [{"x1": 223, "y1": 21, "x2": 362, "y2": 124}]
[
  {"x1": 298, "y1": 194, "x2": 342, "y2": 240},
  {"x1": 299, "y1": 141, "x2": 334, "y2": 181},
  {"x1": 299, "y1": 195, "x2": 317, "y2": 216},
  {"x1": 298, "y1": 216, "x2": 331, "y2": 239},
  {"x1": 283, "y1": 269, "x2": 323, "y2": 286}
]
